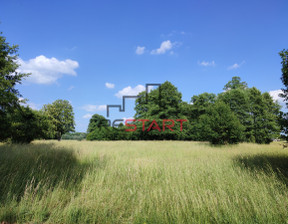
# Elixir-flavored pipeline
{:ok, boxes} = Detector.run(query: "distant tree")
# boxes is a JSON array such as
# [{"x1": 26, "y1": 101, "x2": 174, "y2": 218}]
[
  {"x1": 0, "y1": 32, "x2": 30, "y2": 141},
  {"x1": 42, "y1": 100, "x2": 75, "y2": 140},
  {"x1": 198, "y1": 101, "x2": 244, "y2": 145},
  {"x1": 87, "y1": 127, "x2": 120, "y2": 141},
  {"x1": 223, "y1": 76, "x2": 248, "y2": 91},
  {"x1": 62, "y1": 132, "x2": 87, "y2": 140},
  {"x1": 87, "y1": 114, "x2": 109, "y2": 133}
]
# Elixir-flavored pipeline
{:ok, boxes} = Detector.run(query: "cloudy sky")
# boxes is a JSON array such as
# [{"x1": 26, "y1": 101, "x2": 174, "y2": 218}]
[{"x1": 1, "y1": 0, "x2": 287, "y2": 131}]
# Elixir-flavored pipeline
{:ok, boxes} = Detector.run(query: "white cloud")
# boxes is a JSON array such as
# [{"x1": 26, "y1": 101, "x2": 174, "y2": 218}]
[
  {"x1": 269, "y1": 89, "x2": 285, "y2": 104},
  {"x1": 115, "y1": 85, "x2": 145, "y2": 98},
  {"x1": 228, "y1": 63, "x2": 240, "y2": 70},
  {"x1": 135, "y1": 46, "x2": 145, "y2": 55},
  {"x1": 227, "y1": 61, "x2": 245, "y2": 70},
  {"x1": 105, "y1": 82, "x2": 115, "y2": 89},
  {"x1": 198, "y1": 60, "x2": 216, "y2": 67},
  {"x1": 17, "y1": 55, "x2": 79, "y2": 84},
  {"x1": 81, "y1": 104, "x2": 106, "y2": 112},
  {"x1": 83, "y1": 113, "x2": 93, "y2": 119},
  {"x1": 68, "y1": 85, "x2": 75, "y2": 91},
  {"x1": 151, "y1": 40, "x2": 173, "y2": 55}
]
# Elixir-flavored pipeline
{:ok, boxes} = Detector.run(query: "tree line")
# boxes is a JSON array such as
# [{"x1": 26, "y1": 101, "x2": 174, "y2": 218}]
[
  {"x1": 86, "y1": 78, "x2": 281, "y2": 144},
  {"x1": 1, "y1": 31, "x2": 288, "y2": 144}
]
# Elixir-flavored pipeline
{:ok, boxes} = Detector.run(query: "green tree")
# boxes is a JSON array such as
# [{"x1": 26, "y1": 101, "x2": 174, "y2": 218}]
[
  {"x1": 87, "y1": 114, "x2": 109, "y2": 133},
  {"x1": 0, "y1": 32, "x2": 30, "y2": 141},
  {"x1": 42, "y1": 100, "x2": 75, "y2": 140},
  {"x1": 9, "y1": 106, "x2": 45, "y2": 143},
  {"x1": 198, "y1": 101, "x2": 244, "y2": 144},
  {"x1": 135, "y1": 81, "x2": 183, "y2": 119},
  {"x1": 278, "y1": 111, "x2": 288, "y2": 141},
  {"x1": 220, "y1": 77, "x2": 280, "y2": 144},
  {"x1": 279, "y1": 49, "x2": 288, "y2": 139},
  {"x1": 189, "y1": 92, "x2": 216, "y2": 120},
  {"x1": 218, "y1": 88, "x2": 251, "y2": 140},
  {"x1": 134, "y1": 81, "x2": 188, "y2": 140},
  {"x1": 247, "y1": 88, "x2": 280, "y2": 143},
  {"x1": 279, "y1": 49, "x2": 288, "y2": 104},
  {"x1": 61, "y1": 132, "x2": 87, "y2": 140},
  {"x1": 223, "y1": 76, "x2": 248, "y2": 91}
]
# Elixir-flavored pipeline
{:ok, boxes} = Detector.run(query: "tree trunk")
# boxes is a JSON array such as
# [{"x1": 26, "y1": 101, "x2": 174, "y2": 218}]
[{"x1": 57, "y1": 132, "x2": 61, "y2": 141}]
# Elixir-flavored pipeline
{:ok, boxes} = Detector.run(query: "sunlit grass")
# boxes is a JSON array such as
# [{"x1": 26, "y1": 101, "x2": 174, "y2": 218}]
[{"x1": 0, "y1": 141, "x2": 288, "y2": 223}]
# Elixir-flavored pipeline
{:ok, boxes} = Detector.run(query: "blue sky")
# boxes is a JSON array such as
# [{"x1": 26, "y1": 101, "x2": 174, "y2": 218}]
[{"x1": 1, "y1": 0, "x2": 288, "y2": 132}]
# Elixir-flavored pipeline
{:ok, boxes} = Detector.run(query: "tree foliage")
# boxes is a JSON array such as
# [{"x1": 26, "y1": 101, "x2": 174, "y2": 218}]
[
  {"x1": 0, "y1": 32, "x2": 29, "y2": 111},
  {"x1": 279, "y1": 49, "x2": 288, "y2": 139},
  {"x1": 279, "y1": 49, "x2": 288, "y2": 104},
  {"x1": 87, "y1": 78, "x2": 281, "y2": 144},
  {"x1": 218, "y1": 77, "x2": 280, "y2": 144},
  {"x1": 0, "y1": 32, "x2": 31, "y2": 142},
  {"x1": 198, "y1": 101, "x2": 244, "y2": 144},
  {"x1": 134, "y1": 81, "x2": 189, "y2": 140},
  {"x1": 61, "y1": 132, "x2": 87, "y2": 140},
  {"x1": 42, "y1": 100, "x2": 75, "y2": 140},
  {"x1": 223, "y1": 76, "x2": 248, "y2": 91},
  {"x1": 87, "y1": 114, "x2": 109, "y2": 133},
  {"x1": 189, "y1": 92, "x2": 216, "y2": 120},
  {"x1": 9, "y1": 106, "x2": 47, "y2": 143}
]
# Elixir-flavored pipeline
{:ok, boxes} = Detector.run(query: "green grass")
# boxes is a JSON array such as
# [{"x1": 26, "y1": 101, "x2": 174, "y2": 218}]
[{"x1": 1, "y1": 141, "x2": 288, "y2": 223}]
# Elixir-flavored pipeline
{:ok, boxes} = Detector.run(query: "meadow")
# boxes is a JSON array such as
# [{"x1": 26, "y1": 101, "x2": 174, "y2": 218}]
[{"x1": 0, "y1": 141, "x2": 288, "y2": 223}]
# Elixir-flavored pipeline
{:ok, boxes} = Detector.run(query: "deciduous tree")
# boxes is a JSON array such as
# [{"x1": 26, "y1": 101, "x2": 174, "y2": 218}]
[{"x1": 42, "y1": 100, "x2": 75, "y2": 140}]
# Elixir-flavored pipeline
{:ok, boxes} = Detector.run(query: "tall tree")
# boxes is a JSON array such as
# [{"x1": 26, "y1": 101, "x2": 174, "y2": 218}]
[
  {"x1": 279, "y1": 49, "x2": 288, "y2": 139},
  {"x1": 218, "y1": 88, "x2": 251, "y2": 140},
  {"x1": 134, "y1": 81, "x2": 188, "y2": 140},
  {"x1": 135, "y1": 81, "x2": 183, "y2": 119},
  {"x1": 279, "y1": 49, "x2": 288, "y2": 104},
  {"x1": 247, "y1": 88, "x2": 280, "y2": 143},
  {"x1": 0, "y1": 32, "x2": 30, "y2": 141},
  {"x1": 42, "y1": 100, "x2": 75, "y2": 140}
]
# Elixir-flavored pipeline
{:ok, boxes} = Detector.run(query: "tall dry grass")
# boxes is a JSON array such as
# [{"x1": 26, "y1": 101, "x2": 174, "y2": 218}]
[{"x1": 0, "y1": 141, "x2": 288, "y2": 223}]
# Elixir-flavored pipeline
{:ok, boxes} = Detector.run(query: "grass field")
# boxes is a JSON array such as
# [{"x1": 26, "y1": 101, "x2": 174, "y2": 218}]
[{"x1": 1, "y1": 141, "x2": 288, "y2": 223}]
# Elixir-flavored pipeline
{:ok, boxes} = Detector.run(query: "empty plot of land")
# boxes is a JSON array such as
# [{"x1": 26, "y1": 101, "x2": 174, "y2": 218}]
[{"x1": 0, "y1": 141, "x2": 288, "y2": 223}]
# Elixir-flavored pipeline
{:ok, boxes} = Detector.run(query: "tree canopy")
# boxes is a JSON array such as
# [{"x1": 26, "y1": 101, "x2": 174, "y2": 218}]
[
  {"x1": 223, "y1": 76, "x2": 248, "y2": 91},
  {"x1": 42, "y1": 100, "x2": 75, "y2": 140}
]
